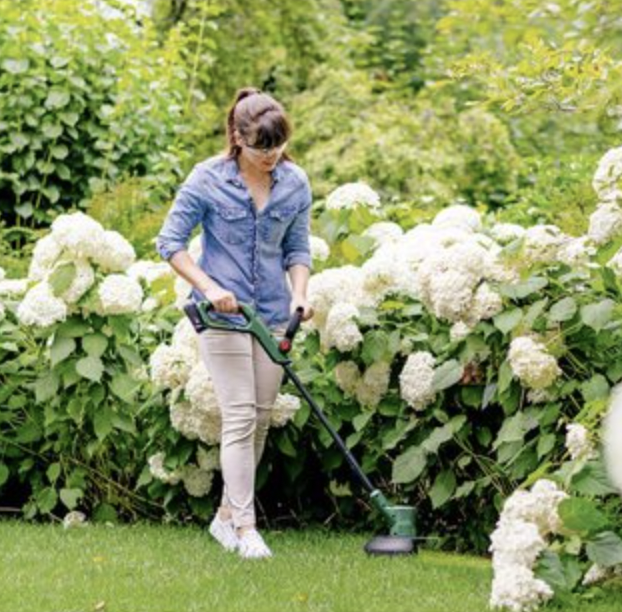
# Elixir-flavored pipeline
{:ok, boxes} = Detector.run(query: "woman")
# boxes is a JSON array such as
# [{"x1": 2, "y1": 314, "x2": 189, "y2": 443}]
[{"x1": 156, "y1": 87, "x2": 314, "y2": 559}]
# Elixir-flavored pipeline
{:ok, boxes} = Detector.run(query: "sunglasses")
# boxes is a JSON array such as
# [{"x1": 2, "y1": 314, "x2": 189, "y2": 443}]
[{"x1": 243, "y1": 140, "x2": 288, "y2": 157}]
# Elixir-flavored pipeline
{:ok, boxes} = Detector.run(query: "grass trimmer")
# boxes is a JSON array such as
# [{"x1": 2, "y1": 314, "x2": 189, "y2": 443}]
[{"x1": 184, "y1": 299, "x2": 419, "y2": 556}]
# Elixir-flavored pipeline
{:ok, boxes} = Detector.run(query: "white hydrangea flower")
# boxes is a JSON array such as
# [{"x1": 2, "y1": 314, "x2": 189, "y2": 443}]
[
  {"x1": 490, "y1": 563, "x2": 553, "y2": 612},
  {"x1": 28, "y1": 234, "x2": 64, "y2": 281},
  {"x1": 308, "y1": 265, "x2": 374, "y2": 335},
  {"x1": 565, "y1": 423, "x2": 595, "y2": 461},
  {"x1": 593, "y1": 146, "x2": 622, "y2": 201},
  {"x1": 180, "y1": 465, "x2": 213, "y2": 497},
  {"x1": 92, "y1": 230, "x2": 137, "y2": 273},
  {"x1": 432, "y1": 204, "x2": 482, "y2": 232},
  {"x1": 399, "y1": 351, "x2": 436, "y2": 411},
  {"x1": 174, "y1": 275, "x2": 194, "y2": 310},
  {"x1": 603, "y1": 383, "x2": 622, "y2": 495},
  {"x1": 0, "y1": 278, "x2": 29, "y2": 297},
  {"x1": 63, "y1": 511, "x2": 88, "y2": 530},
  {"x1": 148, "y1": 452, "x2": 182, "y2": 485},
  {"x1": 270, "y1": 393, "x2": 301, "y2": 427},
  {"x1": 17, "y1": 281, "x2": 68, "y2": 328},
  {"x1": 170, "y1": 400, "x2": 221, "y2": 445},
  {"x1": 417, "y1": 240, "x2": 488, "y2": 322},
  {"x1": 450, "y1": 321, "x2": 472, "y2": 342},
  {"x1": 184, "y1": 362, "x2": 220, "y2": 414},
  {"x1": 501, "y1": 480, "x2": 568, "y2": 536},
  {"x1": 355, "y1": 361, "x2": 391, "y2": 408},
  {"x1": 197, "y1": 446, "x2": 220, "y2": 472},
  {"x1": 127, "y1": 260, "x2": 173, "y2": 285},
  {"x1": 508, "y1": 337, "x2": 561, "y2": 390},
  {"x1": 97, "y1": 274, "x2": 143, "y2": 315},
  {"x1": 489, "y1": 519, "x2": 546, "y2": 568},
  {"x1": 588, "y1": 202, "x2": 622, "y2": 245},
  {"x1": 490, "y1": 223, "x2": 526, "y2": 245},
  {"x1": 60, "y1": 260, "x2": 95, "y2": 304},
  {"x1": 362, "y1": 221, "x2": 403, "y2": 247},
  {"x1": 526, "y1": 389, "x2": 552, "y2": 404},
  {"x1": 325, "y1": 182, "x2": 380, "y2": 211},
  {"x1": 172, "y1": 316, "x2": 200, "y2": 361},
  {"x1": 606, "y1": 245, "x2": 622, "y2": 280},
  {"x1": 557, "y1": 236, "x2": 596, "y2": 268},
  {"x1": 522, "y1": 225, "x2": 567, "y2": 264},
  {"x1": 324, "y1": 303, "x2": 363, "y2": 352},
  {"x1": 310, "y1": 235, "x2": 330, "y2": 262},
  {"x1": 141, "y1": 297, "x2": 159, "y2": 312},
  {"x1": 581, "y1": 564, "x2": 622, "y2": 586},
  {"x1": 149, "y1": 344, "x2": 194, "y2": 389},
  {"x1": 51, "y1": 212, "x2": 106, "y2": 260},
  {"x1": 470, "y1": 282, "x2": 503, "y2": 323},
  {"x1": 334, "y1": 361, "x2": 361, "y2": 396}
]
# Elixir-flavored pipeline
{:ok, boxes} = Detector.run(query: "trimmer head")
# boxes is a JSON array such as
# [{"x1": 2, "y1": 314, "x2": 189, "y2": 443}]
[{"x1": 364, "y1": 535, "x2": 418, "y2": 556}]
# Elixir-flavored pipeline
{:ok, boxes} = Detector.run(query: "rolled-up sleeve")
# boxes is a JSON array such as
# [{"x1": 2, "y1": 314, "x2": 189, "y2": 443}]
[
  {"x1": 282, "y1": 177, "x2": 313, "y2": 271},
  {"x1": 156, "y1": 167, "x2": 207, "y2": 261}
]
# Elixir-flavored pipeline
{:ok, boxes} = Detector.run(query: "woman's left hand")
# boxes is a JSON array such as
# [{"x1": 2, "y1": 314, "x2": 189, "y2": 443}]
[{"x1": 290, "y1": 294, "x2": 314, "y2": 321}]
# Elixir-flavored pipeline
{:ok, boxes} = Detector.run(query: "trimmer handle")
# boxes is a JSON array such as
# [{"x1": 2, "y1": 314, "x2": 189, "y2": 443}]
[{"x1": 279, "y1": 306, "x2": 304, "y2": 354}]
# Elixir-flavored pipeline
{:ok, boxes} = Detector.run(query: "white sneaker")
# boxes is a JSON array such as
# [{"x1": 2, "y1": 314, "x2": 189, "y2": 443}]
[
  {"x1": 209, "y1": 514, "x2": 239, "y2": 552},
  {"x1": 237, "y1": 528, "x2": 273, "y2": 559}
]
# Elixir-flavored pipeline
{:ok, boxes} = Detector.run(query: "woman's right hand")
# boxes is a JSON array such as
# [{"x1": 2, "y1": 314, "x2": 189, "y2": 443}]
[{"x1": 203, "y1": 286, "x2": 239, "y2": 314}]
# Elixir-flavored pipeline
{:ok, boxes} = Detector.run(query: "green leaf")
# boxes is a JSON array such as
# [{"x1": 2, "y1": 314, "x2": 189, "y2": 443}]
[
  {"x1": 537, "y1": 433, "x2": 556, "y2": 459},
  {"x1": 83, "y1": 333, "x2": 108, "y2": 358},
  {"x1": 110, "y1": 373, "x2": 140, "y2": 403},
  {"x1": 429, "y1": 470, "x2": 456, "y2": 509},
  {"x1": 586, "y1": 532, "x2": 622, "y2": 567},
  {"x1": 361, "y1": 330, "x2": 388, "y2": 365},
  {"x1": 352, "y1": 412, "x2": 373, "y2": 432},
  {"x1": 392, "y1": 446, "x2": 427, "y2": 484},
  {"x1": 534, "y1": 550, "x2": 581, "y2": 593},
  {"x1": 76, "y1": 356, "x2": 104, "y2": 382},
  {"x1": 493, "y1": 412, "x2": 536, "y2": 449},
  {"x1": 36, "y1": 487, "x2": 58, "y2": 513},
  {"x1": 57, "y1": 318, "x2": 91, "y2": 338},
  {"x1": 45, "y1": 90, "x2": 71, "y2": 109},
  {"x1": 497, "y1": 361, "x2": 514, "y2": 394},
  {"x1": 93, "y1": 407, "x2": 113, "y2": 441},
  {"x1": 549, "y1": 297, "x2": 577, "y2": 323},
  {"x1": 571, "y1": 460, "x2": 618, "y2": 496},
  {"x1": 60, "y1": 488, "x2": 83, "y2": 510},
  {"x1": 48, "y1": 262, "x2": 76, "y2": 297},
  {"x1": 2, "y1": 58, "x2": 29, "y2": 74},
  {"x1": 432, "y1": 360, "x2": 464, "y2": 392},
  {"x1": 111, "y1": 411, "x2": 136, "y2": 434},
  {"x1": 499, "y1": 276, "x2": 548, "y2": 299},
  {"x1": 422, "y1": 416, "x2": 467, "y2": 454},
  {"x1": 493, "y1": 308, "x2": 523, "y2": 334},
  {"x1": 581, "y1": 375, "x2": 610, "y2": 402},
  {"x1": 0, "y1": 463, "x2": 9, "y2": 487},
  {"x1": 46, "y1": 463, "x2": 61, "y2": 484},
  {"x1": 580, "y1": 299, "x2": 615, "y2": 331},
  {"x1": 50, "y1": 336, "x2": 76, "y2": 367},
  {"x1": 559, "y1": 497, "x2": 609, "y2": 535},
  {"x1": 35, "y1": 372, "x2": 60, "y2": 403}
]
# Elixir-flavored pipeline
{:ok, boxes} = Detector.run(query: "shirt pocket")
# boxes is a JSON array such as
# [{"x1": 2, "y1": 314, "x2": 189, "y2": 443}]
[
  {"x1": 212, "y1": 203, "x2": 252, "y2": 245},
  {"x1": 261, "y1": 203, "x2": 298, "y2": 245}
]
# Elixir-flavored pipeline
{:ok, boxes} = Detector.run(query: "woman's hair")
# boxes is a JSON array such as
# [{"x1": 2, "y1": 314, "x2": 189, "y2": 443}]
[{"x1": 225, "y1": 87, "x2": 293, "y2": 160}]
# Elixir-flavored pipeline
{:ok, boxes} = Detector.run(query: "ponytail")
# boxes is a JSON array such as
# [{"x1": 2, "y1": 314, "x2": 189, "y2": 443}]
[{"x1": 224, "y1": 86, "x2": 292, "y2": 160}]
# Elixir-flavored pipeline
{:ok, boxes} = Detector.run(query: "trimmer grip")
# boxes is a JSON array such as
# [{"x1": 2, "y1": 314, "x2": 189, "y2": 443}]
[
  {"x1": 183, "y1": 302, "x2": 208, "y2": 333},
  {"x1": 279, "y1": 306, "x2": 304, "y2": 353}
]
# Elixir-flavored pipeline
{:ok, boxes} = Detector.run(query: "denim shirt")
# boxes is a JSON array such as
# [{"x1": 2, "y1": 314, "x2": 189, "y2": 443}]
[{"x1": 156, "y1": 154, "x2": 312, "y2": 329}]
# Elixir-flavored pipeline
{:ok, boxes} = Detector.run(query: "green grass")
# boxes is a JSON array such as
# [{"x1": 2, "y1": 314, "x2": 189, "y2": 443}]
[{"x1": 0, "y1": 519, "x2": 620, "y2": 612}]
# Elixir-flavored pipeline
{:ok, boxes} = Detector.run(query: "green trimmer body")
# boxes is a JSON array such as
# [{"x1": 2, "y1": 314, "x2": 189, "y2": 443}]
[{"x1": 184, "y1": 300, "x2": 419, "y2": 556}]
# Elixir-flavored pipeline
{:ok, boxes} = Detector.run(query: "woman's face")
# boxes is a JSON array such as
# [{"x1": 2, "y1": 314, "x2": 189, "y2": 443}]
[{"x1": 234, "y1": 130, "x2": 287, "y2": 173}]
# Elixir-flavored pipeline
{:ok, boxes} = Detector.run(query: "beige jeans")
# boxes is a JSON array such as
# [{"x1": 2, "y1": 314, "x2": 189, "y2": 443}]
[{"x1": 198, "y1": 325, "x2": 286, "y2": 529}]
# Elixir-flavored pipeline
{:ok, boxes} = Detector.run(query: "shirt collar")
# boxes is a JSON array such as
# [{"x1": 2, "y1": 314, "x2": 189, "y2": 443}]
[{"x1": 224, "y1": 156, "x2": 283, "y2": 187}]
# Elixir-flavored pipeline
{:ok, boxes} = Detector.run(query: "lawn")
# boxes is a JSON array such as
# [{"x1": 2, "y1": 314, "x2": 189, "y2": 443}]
[{"x1": 0, "y1": 519, "x2": 620, "y2": 612}]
